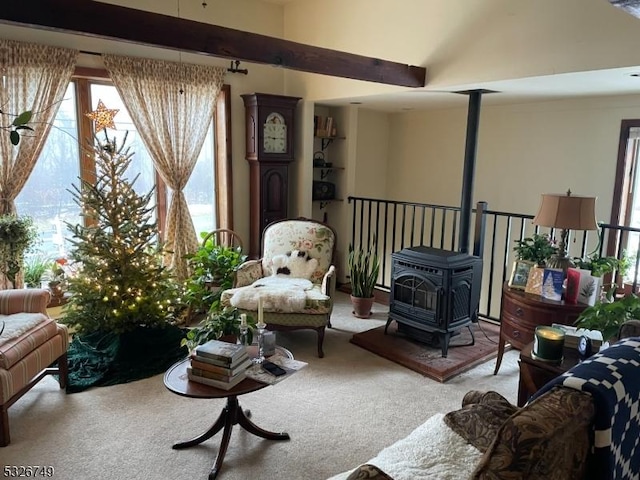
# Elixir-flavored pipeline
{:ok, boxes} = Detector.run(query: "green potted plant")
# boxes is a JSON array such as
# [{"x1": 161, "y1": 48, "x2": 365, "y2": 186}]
[
  {"x1": 182, "y1": 234, "x2": 247, "y2": 318},
  {"x1": 23, "y1": 252, "x2": 51, "y2": 288},
  {"x1": 181, "y1": 307, "x2": 256, "y2": 352},
  {"x1": 574, "y1": 293, "x2": 640, "y2": 342},
  {"x1": 572, "y1": 253, "x2": 629, "y2": 278},
  {"x1": 0, "y1": 214, "x2": 38, "y2": 288},
  {"x1": 348, "y1": 240, "x2": 381, "y2": 318},
  {"x1": 513, "y1": 233, "x2": 558, "y2": 266}
]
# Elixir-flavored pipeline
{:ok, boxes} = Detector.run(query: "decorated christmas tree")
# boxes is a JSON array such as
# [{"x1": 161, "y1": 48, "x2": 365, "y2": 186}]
[{"x1": 62, "y1": 131, "x2": 180, "y2": 335}]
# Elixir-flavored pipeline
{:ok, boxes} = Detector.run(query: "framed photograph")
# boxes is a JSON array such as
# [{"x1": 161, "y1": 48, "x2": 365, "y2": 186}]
[{"x1": 508, "y1": 260, "x2": 534, "y2": 290}]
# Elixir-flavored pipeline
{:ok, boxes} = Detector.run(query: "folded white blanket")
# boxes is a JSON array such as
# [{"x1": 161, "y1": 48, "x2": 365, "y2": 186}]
[
  {"x1": 230, "y1": 276, "x2": 313, "y2": 313},
  {"x1": 327, "y1": 413, "x2": 481, "y2": 480}
]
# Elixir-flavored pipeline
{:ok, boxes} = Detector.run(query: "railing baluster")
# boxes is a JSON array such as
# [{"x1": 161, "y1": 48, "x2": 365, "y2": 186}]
[{"x1": 347, "y1": 196, "x2": 640, "y2": 323}]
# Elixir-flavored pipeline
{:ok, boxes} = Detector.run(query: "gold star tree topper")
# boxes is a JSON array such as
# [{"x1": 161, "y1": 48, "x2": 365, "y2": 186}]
[{"x1": 85, "y1": 100, "x2": 119, "y2": 132}]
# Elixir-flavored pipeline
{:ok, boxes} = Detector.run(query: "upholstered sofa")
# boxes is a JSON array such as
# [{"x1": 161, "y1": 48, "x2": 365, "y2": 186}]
[{"x1": 328, "y1": 334, "x2": 640, "y2": 480}]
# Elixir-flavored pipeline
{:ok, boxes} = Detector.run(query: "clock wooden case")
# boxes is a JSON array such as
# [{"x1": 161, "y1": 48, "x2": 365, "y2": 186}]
[{"x1": 241, "y1": 93, "x2": 301, "y2": 258}]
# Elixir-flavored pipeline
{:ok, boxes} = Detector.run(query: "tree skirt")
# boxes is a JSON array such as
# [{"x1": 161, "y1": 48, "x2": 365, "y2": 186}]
[{"x1": 67, "y1": 324, "x2": 188, "y2": 393}]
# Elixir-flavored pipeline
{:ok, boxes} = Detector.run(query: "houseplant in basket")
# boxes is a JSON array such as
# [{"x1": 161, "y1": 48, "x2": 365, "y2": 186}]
[{"x1": 348, "y1": 241, "x2": 381, "y2": 318}]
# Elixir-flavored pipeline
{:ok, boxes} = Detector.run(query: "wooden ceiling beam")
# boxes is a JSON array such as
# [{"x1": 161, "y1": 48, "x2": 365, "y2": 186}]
[{"x1": 0, "y1": 0, "x2": 426, "y2": 88}]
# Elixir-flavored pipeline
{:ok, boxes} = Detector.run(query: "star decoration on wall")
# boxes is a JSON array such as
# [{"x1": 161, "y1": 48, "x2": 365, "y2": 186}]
[{"x1": 85, "y1": 100, "x2": 119, "y2": 132}]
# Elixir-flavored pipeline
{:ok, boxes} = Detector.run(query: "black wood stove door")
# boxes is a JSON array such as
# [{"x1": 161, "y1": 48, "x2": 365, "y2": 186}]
[{"x1": 390, "y1": 273, "x2": 441, "y2": 327}]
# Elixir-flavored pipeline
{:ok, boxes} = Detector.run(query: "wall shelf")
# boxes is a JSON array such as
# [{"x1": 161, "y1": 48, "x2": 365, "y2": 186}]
[
  {"x1": 313, "y1": 166, "x2": 344, "y2": 179},
  {"x1": 313, "y1": 198, "x2": 343, "y2": 209},
  {"x1": 315, "y1": 136, "x2": 346, "y2": 150}
]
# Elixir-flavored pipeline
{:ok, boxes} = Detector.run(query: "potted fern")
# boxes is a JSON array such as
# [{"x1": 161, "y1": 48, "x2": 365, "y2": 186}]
[{"x1": 348, "y1": 241, "x2": 381, "y2": 318}]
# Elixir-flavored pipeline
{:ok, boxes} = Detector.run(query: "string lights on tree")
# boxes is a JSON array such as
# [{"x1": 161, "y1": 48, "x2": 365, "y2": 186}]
[{"x1": 62, "y1": 130, "x2": 180, "y2": 335}]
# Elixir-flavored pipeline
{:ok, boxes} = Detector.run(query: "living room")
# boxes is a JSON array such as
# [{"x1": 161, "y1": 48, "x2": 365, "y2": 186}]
[{"x1": 2, "y1": 1, "x2": 640, "y2": 479}]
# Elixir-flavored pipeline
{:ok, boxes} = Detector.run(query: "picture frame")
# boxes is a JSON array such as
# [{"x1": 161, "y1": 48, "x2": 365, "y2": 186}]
[{"x1": 508, "y1": 260, "x2": 534, "y2": 290}]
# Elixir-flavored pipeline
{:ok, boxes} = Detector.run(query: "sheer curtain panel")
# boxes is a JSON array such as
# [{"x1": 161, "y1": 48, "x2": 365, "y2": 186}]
[{"x1": 103, "y1": 54, "x2": 225, "y2": 280}]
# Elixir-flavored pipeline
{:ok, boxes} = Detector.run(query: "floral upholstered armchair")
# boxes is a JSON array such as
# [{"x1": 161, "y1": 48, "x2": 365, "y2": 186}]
[{"x1": 220, "y1": 217, "x2": 337, "y2": 357}]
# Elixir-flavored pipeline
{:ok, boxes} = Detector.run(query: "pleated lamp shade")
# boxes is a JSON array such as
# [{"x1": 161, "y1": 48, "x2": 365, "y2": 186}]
[{"x1": 532, "y1": 193, "x2": 598, "y2": 231}]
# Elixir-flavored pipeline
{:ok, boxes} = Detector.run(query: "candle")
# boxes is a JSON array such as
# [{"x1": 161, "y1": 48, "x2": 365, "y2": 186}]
[
  {"x1": 240, "y1": 313, "x2": 247, "y2": 327},
  {"x1": 533, "y1": 326, "x2": 565, "y2": 362},
  {"x1": 258, "y1": 296, "x2": 264, "y2": 325}
]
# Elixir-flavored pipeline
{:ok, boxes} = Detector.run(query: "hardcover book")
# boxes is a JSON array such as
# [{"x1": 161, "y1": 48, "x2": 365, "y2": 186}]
[
  {"x1": 194, "y1": 340, "x2": 247, "y2": 364},
  {"x1": 190, "y1": 356, "x2": 252, "y2": 377},
  {"x1": 187, "y1": 367, "x2": 246, "y2": 390},
  {"x1": 188, "y1": 365, "x2": 247, "y2": 384}
]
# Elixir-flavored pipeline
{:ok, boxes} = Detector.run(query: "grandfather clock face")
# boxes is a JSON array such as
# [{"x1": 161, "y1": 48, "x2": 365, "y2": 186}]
[{"x1": 263, "y1": 112, "x2": 287, "y2": 154}]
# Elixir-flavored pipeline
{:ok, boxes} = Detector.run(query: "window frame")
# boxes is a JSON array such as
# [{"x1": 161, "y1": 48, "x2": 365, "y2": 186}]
[{"x1": 69, "y1": 67, "x2": 232, "y2": 237}]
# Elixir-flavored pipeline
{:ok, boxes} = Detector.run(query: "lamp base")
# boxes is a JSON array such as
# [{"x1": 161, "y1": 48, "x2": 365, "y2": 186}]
[{"x1": 545, "y1": 254, "x2": 575, "y2": 273}]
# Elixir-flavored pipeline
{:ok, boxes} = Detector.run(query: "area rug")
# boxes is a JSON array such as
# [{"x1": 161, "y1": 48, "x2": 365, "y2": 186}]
[{"x1": 350, "y1": 320, "x2": 501, "y2": 382}]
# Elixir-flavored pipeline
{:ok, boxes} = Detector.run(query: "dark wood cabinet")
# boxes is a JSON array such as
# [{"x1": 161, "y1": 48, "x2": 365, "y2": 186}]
[
  {"x1": 494, "y1": 283, "x2": 587, "y2": 374},
  {"x1": 241, "y1": 93, "x2": 301, "y2": 258}
]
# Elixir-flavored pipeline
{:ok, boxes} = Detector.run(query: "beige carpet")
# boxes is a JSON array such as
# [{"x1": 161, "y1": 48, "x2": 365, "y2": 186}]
[{"x1": 1, "y1": 292, "x2": 520, "y2": 480}]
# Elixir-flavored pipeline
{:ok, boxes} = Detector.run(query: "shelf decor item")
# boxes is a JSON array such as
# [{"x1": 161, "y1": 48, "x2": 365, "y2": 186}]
[
  {"x1": 508, "y1": 260, "x2": 534, "y2": 290},
  {"x1": 532, "y1": 190, "x2": 598, "y2": 272}
]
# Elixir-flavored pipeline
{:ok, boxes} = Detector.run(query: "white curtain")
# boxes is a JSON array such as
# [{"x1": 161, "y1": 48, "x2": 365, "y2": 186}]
[
  {"x1": 103, "y1": 54, "x2": 225, "y2": 280},
  {"x1": 0, "y1": 40, "x2": 78, "y2": 215}
]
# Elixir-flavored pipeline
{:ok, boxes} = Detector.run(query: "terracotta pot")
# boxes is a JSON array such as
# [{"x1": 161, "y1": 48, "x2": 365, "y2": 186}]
[{"x1": 351, "y1": 295, "x2": 374, "y2": 318}]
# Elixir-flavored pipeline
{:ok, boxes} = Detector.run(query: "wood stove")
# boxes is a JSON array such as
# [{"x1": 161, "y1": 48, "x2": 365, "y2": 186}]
[{"x1": 385, "y1": 246, "x2": 483, "y2": 357}]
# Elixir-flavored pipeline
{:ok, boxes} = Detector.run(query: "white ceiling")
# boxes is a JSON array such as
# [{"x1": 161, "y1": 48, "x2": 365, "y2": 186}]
[{"x1": 316, "y1": 66, "x2": 640, "y2": 112}]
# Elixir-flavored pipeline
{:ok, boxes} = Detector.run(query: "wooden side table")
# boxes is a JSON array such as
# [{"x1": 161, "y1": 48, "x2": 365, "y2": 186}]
[
  {"x1": 164, "y1": 345, "x2": 294, "y2": 480},
  {"x1": 517, "y1": 342, "x2": 580, "y2": 406},
  {"x1": 494, "y1": 283, "x2": 587, "y2": 374}
]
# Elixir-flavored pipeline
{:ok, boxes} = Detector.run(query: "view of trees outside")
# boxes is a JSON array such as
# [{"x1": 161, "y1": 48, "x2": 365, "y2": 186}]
[
  {"x1": 15, "y1": 83, "x2": 80, "y2": 258},
  {"x1": 15, "y1": 80, "x2": 216, "y2": 261}
]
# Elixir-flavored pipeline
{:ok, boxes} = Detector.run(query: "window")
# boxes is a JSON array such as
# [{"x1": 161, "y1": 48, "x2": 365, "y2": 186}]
[
  {"x1": 15, "y1": 82, "x2": 80, "y2": 257},
  {"x1": 609, "y1": 120, "x2": 640, "y2": 284},
  {"x1": 16, "y1": 70, "x2": 230, "y2": 260}
]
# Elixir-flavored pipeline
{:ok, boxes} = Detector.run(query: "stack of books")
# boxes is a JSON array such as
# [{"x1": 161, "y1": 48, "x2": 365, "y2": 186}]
[{"x1": 187, "y1": 339, "x2": 252, "y2": 390}]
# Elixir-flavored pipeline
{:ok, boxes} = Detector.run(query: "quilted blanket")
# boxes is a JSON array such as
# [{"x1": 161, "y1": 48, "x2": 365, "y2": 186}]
[{"x1": 531, "y1": 337, "x2": 640, "y2": 480}]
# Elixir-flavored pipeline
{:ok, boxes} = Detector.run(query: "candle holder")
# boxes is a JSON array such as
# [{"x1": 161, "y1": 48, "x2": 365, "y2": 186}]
[
  {"x1": 255, "y1": 321, "x2": 267, "y2": 364},
  {"x1": 238, "y1": 313, "x2": 250, "y2": 346}
]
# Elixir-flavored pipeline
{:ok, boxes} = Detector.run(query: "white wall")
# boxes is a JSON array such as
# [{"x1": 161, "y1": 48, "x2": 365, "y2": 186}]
[{"x1": 383, "y1": 94, "x2": 640, "y2": 223}]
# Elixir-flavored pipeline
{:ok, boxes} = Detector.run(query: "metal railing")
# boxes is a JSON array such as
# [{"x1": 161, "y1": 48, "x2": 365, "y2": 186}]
[{"x1": 348, "y1": 196, "x2": 640, "y2": 322}]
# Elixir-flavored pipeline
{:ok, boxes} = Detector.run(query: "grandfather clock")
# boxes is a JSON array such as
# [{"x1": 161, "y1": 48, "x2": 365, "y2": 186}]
[{"x1": 241, "y1": 93, "x2": 301, "y2": 258}]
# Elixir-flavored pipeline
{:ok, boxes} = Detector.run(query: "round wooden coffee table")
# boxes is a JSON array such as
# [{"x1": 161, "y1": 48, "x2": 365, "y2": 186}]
[{"x1": 164, "y1": 345, "x2": 293, "y2": 480}]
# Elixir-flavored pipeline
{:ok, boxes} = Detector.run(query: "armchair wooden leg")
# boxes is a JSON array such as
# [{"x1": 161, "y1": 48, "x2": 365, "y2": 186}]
[
  {"x1": 316, "y1": 326, "x2": 325, "y2": 358},
  {"x1": 1, "y1": 404, "x2": 9, "y2": 447}
]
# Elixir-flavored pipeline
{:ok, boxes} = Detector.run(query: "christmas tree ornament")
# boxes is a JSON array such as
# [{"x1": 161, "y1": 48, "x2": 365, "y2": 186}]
[{"x1": 85, "y1": 99, "x2": 119, "y2": 132}]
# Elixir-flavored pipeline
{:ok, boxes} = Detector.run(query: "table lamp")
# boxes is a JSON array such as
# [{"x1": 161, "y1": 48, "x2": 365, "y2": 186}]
[{"x1": 532, "y1": 190, "x2": 598, "y2": 271}]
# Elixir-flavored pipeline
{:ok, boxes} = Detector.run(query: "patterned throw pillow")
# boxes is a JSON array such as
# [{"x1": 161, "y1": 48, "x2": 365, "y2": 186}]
[{"x1": 443, "y1": 390, "x2": 518, "y2": 453}]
